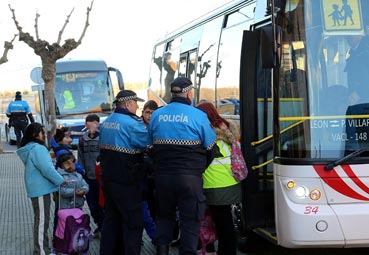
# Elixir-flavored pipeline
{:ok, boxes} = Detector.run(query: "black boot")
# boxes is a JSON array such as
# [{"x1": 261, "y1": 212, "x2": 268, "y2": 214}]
[{"x1": 156, "y1": 244, "x2": 169, "y2": 255}]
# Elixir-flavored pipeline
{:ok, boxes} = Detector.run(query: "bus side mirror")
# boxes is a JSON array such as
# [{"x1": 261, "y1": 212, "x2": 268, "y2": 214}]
[
  {"x1": 108, "y1": 67, "x2": 125, "y2": 90},
  {"x1": 260, "y1": 25, "x2": 281, "y2": 68}
]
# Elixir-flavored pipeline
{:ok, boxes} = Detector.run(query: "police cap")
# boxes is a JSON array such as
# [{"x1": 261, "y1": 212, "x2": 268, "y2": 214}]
[
  {"x1": 15, "y1": 91, "x2": 22, "y2": 99},
  {"x1": 170, "y1": 77, "x2": 193, "y2": 93},
  {"x1": 113, "y1": 90, "x2": 145, "y2": 103}
]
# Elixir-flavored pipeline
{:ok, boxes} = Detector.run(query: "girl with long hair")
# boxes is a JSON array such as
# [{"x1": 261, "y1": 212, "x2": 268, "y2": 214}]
[
  {"x1": 17, "y1": 122, "x2": 65, "y2": 254},
  {"x1": 197, "y1": 101, "x2": 242, "y2": 255}
]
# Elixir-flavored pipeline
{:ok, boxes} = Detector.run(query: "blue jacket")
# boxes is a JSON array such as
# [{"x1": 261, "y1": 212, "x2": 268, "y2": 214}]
[
  {"x1": 57, "y1": 168, "x2": 89, "y2": 209},
  {"x1": 100, "y1": 108, "x2": 148, "y2": 152},
  {"x1": 148, "y1": 97, "x2": 216, "y2": 176},
  {"x1": 17, "y1": 142, "x2": 65, "y2": 198},
  {"x1": 6, "y1": 99, "x2": 34, "y2": 123},
  {"x1": 50, "y1": 138, "x2": 84, "y2": 175},
  {"x1": 100, "y1": 107, "x2": 148, "y2": 185}
]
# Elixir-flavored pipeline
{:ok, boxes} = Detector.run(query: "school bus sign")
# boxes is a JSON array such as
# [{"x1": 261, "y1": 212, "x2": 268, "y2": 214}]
[{"x1": 321, "y1": 0, "x2": 364, "y2": 35}]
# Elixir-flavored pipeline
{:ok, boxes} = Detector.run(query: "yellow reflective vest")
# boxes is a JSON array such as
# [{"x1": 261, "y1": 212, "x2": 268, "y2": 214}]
[
  {"x1": 63, "y1": 90, "x2": 75, "y2": 109},
  {"x1": 203, "y1": 140, "x2": 238, "y2": 189}
]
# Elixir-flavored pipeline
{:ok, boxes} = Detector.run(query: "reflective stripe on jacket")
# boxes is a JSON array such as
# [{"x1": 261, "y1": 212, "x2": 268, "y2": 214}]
[{"x1": 203, "y1": 140, "x2": 238, "y2": 189}]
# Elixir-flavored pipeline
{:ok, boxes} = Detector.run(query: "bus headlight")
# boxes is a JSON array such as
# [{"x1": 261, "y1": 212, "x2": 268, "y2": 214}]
[
  {"x1": 280, "y1": 177, "x2": 326, "y2": 204},
  {"x1": 286, "y1": 180, "x2": 295, "y2": 189},
  {"x1": 295, "y1": 186, "x2": 308, "y2": 198},
  {"x1": 309, "y1": 189, "x2": 322, "y2": 201},
  {"x1": 282, "y1": 179, "x2": 295, "y2": 189}
]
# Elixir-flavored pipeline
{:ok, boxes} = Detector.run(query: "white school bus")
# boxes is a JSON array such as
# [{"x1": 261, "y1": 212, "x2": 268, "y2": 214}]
[{"x1": 147, "y1": 0, "x2": 369, "y2": 249}]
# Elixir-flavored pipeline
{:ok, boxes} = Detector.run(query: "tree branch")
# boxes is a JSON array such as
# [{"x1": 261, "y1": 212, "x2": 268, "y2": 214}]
[
  {"x1": 34, "y1": 11, "x2": 41, "y2": 40},
  {"x1": 0, "y1": 34, "x2": 17, "y2": 65},
  {"x1": 8, "y1": 4, "x2": 23, "y2": 33},
  {"x1": 78, "y1": 1, "x2": 94, "y2": 44},
  {"x1": 57, "y1": 7, "x2": 75, "y2": 45},
  {"x1": 9, "y1": 4, "x2": 37, "y2": 48}
]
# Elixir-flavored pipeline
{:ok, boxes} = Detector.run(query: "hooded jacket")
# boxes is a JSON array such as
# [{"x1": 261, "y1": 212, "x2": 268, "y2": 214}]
[
  {"x1": 57, "y1": 168, "x2": 89, "y2": 209},
  {"x1": 50, "y1": 137, "x2": 84, "y2": 175},
  {"x1": 17, "y1": 142, "x2": 64, "y2": 198},
  {"x1": 203, "y1": 121, "x2": 242, "y2": 205}
]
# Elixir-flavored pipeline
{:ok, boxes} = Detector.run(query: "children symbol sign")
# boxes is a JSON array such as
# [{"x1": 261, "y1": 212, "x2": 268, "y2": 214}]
[{"x1": 322, "y1": 0, "x2": 364, "y2": 35}]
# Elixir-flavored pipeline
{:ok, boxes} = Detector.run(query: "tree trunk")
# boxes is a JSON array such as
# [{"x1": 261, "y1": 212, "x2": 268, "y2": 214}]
[{"x1": 42, "y1": 60, "x2": 56, "y2": 147}]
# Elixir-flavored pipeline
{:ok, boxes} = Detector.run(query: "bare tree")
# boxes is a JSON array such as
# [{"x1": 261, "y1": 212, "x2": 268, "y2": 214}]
[
  {"x1": 8, "y1": 1, "x2": 94, "y2": 145},
  {"x1": 0, "y1": 34, "x2": 17, "y2": 65}
]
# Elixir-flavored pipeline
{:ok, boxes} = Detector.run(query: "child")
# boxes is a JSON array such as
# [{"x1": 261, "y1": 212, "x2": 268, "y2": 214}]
[
  {"x1": 141, "y1": 100, "x2": 158, "y2": 244},
  {"x1": 51, "y1": 127, "x2": 84, "y2": 175},
  {"x1": 57, "y1": 153, "x2": 89, "y2": 209},
  {"x1": 78, "y1": 113, "x2": 104, "y2": 237},
  {"x1": 52, "y1": 153, "x2": 89, "y2": 252},
  {"x1": 94, "y1": 155, "x2": 104, "y2": 208}
]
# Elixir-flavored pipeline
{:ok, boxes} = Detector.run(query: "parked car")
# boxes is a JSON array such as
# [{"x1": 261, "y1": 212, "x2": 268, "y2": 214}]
[
  {"x1": 218, "y1": 98, "x2": 240, "y2": 115},
  {"x1": 4, "y1": 123, "x2": 16, "y2": 145}
]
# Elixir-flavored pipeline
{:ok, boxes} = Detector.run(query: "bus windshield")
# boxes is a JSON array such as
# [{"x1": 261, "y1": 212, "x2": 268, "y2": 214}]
[
  {"x1": 55, "y1": 71, "x2": 113, "y2": 116},
  {"x1": 278, "y1": 0, "x2": 369, "y2": 159}
]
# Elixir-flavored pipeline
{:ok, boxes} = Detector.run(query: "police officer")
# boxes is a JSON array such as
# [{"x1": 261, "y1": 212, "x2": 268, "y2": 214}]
[
  {"x1": 148, "y1": 77, "x2": 216, "y2": 255},
  {"x1": 99, "y1": 90, "x2": 148, "y2": 255},
  {"x1": 6, "y1": 91, "x2": 35, "y2": 148}
]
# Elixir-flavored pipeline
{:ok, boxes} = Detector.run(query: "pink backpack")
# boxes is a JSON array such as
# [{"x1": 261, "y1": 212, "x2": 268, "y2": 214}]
[
  {"x1": 54, "y1": 208, "x2": 92, "y2": 254},
  {"x1": 199, "y1": 208, "x2": 217, "y2": 255},
  {"x1": 231, "y1": 140, "x2": 248, "y2": 181}
]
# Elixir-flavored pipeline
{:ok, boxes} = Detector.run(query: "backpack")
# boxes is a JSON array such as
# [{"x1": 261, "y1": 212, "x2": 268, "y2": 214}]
[
  {"x1": 54, "y1": 208, "x2": 92, "y2": 254},
  {"x1": 230, "y1": 140, "x2": 248, "y2": 181}
]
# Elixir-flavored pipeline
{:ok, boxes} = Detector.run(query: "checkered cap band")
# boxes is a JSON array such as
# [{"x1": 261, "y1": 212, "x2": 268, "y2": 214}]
[
  {"x1": 116, "y1": 95, "x2": 139, "y2": 102},
  {"x1": 171, "y1": 85, "x2": 193, "y2": 93}
]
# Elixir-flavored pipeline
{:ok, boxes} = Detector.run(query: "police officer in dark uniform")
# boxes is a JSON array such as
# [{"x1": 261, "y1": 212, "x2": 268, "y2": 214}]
[
  {"x1": 148, "y1": 77, "x2": 216, "y2": 255},
  {"x1": 99, "y1": 90, "x2": 148, "y2": 255},
  {"x1": 6, "y1": 91, "x2": 35, "y2": 148}
]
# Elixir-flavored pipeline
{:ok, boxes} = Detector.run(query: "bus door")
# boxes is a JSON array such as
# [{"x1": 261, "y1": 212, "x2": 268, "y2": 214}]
[
  {"x1": 239, "y1": 25, "x2": 276, "y2": 242},
  {"x1": 179, "y1": 50, "x2": 199, "y2": 103},
  {"x1": 162, "y1": 39, "x2": 180, "y2": 103}
]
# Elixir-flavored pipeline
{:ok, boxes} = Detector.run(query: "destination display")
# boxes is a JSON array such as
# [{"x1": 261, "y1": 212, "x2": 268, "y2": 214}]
[{"x1": 310, "y1": 118, "x2": 369, "y2": 142}]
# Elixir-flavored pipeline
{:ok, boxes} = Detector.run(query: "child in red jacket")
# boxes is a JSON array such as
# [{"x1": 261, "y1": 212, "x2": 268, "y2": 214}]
[{"x1": 94, "y1": 155, "x2": 104, "y2": 208}]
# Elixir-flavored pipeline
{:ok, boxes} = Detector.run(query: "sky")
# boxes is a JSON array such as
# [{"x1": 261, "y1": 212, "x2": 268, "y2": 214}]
[{"x1": 0, "y1": 0, "x2": 232, "y2": 91}]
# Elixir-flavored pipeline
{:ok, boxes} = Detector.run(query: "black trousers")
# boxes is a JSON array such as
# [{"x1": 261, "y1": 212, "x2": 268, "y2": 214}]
[
  {"x1": 208, "y1": 204, "x2": 238, "y2": 255},
  {"x1": 155, "y1": 175, "x2": 206, "y2": 255},
  {"x1": 100, "y1": 182, "x2": 143, "y2": 255},
  {"x1": 13, "y1": 120, "x2": 28, "y2": 148}
]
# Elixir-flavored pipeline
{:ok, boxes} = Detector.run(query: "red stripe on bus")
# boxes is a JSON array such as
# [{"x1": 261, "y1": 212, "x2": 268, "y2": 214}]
[
  {"x1": 341, "y1": 165, "x2": 369, "y2": 193},
  {"x1": 313, "y1": 165, "x2": 369, "y2": 201}
]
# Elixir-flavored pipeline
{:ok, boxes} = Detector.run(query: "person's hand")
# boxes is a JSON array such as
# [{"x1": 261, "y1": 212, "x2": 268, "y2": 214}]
[
  {"x1": 76, "y1": 190, "x2": 85, "y2": 196},
  {"x1": 61, "y1": 179, "x2": 67, "y2": 186}
]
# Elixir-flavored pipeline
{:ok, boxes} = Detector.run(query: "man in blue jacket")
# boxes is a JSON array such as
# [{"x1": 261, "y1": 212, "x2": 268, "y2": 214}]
[
  {"x1": 6, "y1": 91, "x2": 35, "y2": 148},
  {"x1": 148, "y1": 77, "x2": 216, "y2": 255},
  {"x1": 99, "y1": 90, "x2": 148, "y2": 255}
]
